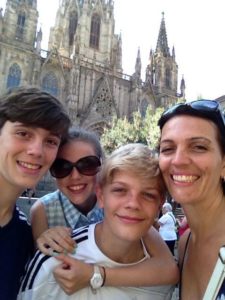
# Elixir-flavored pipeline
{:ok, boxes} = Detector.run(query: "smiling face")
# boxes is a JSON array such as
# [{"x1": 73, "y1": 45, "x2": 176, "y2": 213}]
[
  {"x1": 97, "y1": 170, "x2": 163, "y2": 243},
  {"x1": 56, "y1": 140, "x2": 98, "y2": 210},
  {"x1": 159, "y1": 115, "x2": 225, "y2": 205},
  {"x1": 0, "y1": 121, "x2": 61, "y2": 192}
]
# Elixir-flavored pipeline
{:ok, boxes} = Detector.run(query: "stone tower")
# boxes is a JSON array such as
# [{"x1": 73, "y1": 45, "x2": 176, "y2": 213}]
[
  {"x1": 145, "y1": 12, "x2": 181, "y2": 107},
  {"x1": 0, "y1": 0, "x2": 39, "y2": 89}
]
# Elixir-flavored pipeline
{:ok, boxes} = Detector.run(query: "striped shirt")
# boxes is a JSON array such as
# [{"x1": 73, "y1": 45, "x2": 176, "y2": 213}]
[{"x1": 18, "y1": 224, "x2": 174, "y2": 300}]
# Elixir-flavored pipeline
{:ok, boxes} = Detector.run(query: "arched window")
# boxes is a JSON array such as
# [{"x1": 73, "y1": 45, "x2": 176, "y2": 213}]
[
  {"x1": 42, "y1": 72, "x2": 59, "y2": 97},
  {"x1": 7, "y1": 63, "x2": 21, "y2": 89},
  {"x1": 16, "y1": 12, "x2": 26, "y2": 39},
  {"x1": 89, "y1": 14, "x2": 101, "y2": 49},
  {"x1": 165, "y1": 68, "x2": 170, "y2": 88},
  {"x1": 69, "y1": 11, "x2": 78, "y2": 46}
]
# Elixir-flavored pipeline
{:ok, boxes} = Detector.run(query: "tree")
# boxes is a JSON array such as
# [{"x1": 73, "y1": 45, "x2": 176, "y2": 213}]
[{"x1": 101, "y1": 106, "x2": 164, "y2": 154}]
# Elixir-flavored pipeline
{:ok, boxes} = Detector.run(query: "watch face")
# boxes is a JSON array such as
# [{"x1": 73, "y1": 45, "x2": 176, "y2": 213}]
[{"x1": 91, "y1": 273, "x2": 103, "y2": 289}]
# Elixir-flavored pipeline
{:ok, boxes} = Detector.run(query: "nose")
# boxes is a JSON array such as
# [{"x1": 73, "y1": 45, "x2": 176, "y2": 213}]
[
  {"x1": 171, "y1": 148, "x2": 190, "y2": 166},
  {"x1": 125, "y1": 192, "x2": 141, "y2": 209},
  {"x1": 26, "y1": 138, "x2": 44, "y2": 158},
  {"x1": 70, "y1": 166, "x2": 82, "y2": 178}
]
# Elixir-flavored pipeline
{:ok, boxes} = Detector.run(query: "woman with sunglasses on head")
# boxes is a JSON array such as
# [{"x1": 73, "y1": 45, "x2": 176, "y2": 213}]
[
  {"x1": 158, "y1": 99, "x2": 225, "y2": 299},
  {"x1": 31, "y1": 127, "x2": 104, "y2": 254}
]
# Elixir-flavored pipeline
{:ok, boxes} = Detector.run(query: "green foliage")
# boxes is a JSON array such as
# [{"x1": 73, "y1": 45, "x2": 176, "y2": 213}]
[{"x1": 101, "y1": 106, "x2": 165, "y2": 154}]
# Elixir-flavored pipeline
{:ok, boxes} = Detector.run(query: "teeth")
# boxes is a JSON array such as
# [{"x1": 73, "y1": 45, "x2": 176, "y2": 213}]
[
  {"x1": 19, "y1": 161, "x2": 40, "y2": 170},
  {"x1": 69, "y1": 185, "x2": 84, "y2": 191},
  {"x1": 173, "y1": 175, "x2": 197, "y2": 183}
]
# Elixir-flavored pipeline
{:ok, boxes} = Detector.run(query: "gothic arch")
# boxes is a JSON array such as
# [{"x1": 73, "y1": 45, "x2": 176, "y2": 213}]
[
  {"x1": 41, "y1": 72, "x2": 59, "y2": 97},
  {"x1": 89, "y1": 13, "x2": 101, "y2": 49},
  {"x1": 7, "y1": 63, "x2": 21, "y2": 89},
  {"x1": 94, "y1": 77, "x2": 116, "y2": 118}
]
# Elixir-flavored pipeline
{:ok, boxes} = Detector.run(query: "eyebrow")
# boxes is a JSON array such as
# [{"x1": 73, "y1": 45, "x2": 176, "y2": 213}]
[{"x1": 160, "y1": 136, "x2": 212, "y2": 144}]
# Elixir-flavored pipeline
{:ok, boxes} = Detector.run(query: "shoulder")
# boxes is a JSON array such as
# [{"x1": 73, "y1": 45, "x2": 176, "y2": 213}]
[
  {"x1": 178, "y1": 228, "x2": 191, "y2": 266},
  {"x1": 39, "y1": 190, "x2": 60, "y2": 205}
]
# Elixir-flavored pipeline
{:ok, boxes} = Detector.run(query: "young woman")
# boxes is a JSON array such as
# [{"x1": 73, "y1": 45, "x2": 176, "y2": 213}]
[
  {"x1": 158, "y1": 99, "x2": 225, "y2": 299},
  {"x1": 31, "y1": 128, "x2": 104, "y2": 254}
]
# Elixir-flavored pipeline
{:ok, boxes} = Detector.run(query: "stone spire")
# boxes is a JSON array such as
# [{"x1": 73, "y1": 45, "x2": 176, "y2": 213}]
[
  {"x1": 180, "y1": 75, "x2": 186, "y2": 98},
  {"x1": 134, "y1": 47, "x2": 141, "y2": 78},
  {"x1": 156, "y1": 12, "x2": 170, "y2": 57}
]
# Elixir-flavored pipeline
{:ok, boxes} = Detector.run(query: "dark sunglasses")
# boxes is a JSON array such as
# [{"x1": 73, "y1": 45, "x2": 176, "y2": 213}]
[
  {"x1": 50, "y1": 155, "x2": 101, "y2": 178},
  {"x1": 158, "y1": 100, "x2": 225, "y2": 132}
]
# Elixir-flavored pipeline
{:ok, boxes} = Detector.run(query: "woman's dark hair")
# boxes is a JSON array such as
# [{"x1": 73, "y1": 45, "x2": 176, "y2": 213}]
[{"x1": 61, "y1": 127, "x2": 104, "y2": 160}]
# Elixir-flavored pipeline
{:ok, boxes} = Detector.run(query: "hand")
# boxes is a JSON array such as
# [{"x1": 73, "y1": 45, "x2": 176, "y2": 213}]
[
  {"x1": 53, "y1": 255, "x2": 93, "y2": 294},
  {"x1": 37, "y1": 226, "x2": 76, "y2": 255}
]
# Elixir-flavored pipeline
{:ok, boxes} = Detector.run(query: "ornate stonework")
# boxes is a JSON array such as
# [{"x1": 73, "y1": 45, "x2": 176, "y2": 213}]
[{"x1": 0, "y1": 0, "x2": 185, "y2": 137}]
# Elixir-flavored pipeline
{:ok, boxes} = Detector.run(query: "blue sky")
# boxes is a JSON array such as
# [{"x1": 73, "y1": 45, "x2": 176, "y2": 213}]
[{"x1": 1, "y1": 0, "x2": 225, "y2": 100}]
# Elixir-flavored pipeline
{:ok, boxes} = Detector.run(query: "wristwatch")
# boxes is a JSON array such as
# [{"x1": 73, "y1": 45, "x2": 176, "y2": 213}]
[{"x1": 90, "y1": 265, "x2": 103, "y2": 292}]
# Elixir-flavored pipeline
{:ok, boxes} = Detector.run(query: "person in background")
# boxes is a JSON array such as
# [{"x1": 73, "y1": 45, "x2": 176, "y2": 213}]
[
  {"x1": 177, "y1": 214, "x2": 189, "y2": 238},
  {"x1": 32, "y1": 129, "x2": 179, "y2": 292},
  {"x1": 158, "y1": 202, "x2": 177, "y2": 255},
  {"x1": 158, "y1": 99, "x2": 225, "y2": 299},
  {"x1": 0, "y1": 86, "x2": 70, "y2": 300},
  {"x1": 18, "y1": 143, "x2": 175, "y2": 300}
]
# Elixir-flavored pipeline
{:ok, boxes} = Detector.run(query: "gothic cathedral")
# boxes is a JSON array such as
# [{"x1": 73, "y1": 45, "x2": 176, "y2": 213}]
[{"x1": 0, "y1": 0, "x2": 185, "y2": 133}]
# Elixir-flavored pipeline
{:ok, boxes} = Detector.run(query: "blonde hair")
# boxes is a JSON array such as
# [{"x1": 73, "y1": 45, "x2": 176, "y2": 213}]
[{"x1": 98, "y1": 143, "x2": 166, "y2": 197}]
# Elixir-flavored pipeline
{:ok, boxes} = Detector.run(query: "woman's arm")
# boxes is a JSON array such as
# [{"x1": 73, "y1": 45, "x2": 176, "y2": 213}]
[
  {"x1": 30, "y1": 200, "x2": 49, "y2": 241},
  {"x1": 53, "y1": 226, "x2": 179, "y2": 295},
  {"x1": 30, "y1": 200, "x2": 75, "y2": 254}
]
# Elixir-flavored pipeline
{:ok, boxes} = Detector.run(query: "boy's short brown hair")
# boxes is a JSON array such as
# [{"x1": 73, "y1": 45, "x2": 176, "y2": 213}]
[{"x1": 0, "y1": 86, "x2": 71, "y2": 138}]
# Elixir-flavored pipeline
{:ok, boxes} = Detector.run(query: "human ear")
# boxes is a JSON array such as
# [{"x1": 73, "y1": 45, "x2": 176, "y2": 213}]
[{"x1": 96, "y1": 184, "x2": 104, "y2": 208}]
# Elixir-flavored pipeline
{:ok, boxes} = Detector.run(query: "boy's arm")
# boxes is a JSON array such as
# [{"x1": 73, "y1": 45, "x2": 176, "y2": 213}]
[{"x1": 53, "y1": 226, "x2": 179, "y2": 295}]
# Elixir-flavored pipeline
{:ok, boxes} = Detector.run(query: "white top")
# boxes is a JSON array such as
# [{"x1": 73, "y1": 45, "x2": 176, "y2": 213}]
[
  {"x1": 18, "y1": 224, "x2": 174, "y2": 300},
  {"x1": 159, "y1": 212, "x2": 177, "y2": 241}
]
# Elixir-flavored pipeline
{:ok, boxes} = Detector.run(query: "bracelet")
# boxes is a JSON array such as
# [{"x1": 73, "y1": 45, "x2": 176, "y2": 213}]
[{"x1": 101, "y1": 266, "x2": 106, "y2": 287}]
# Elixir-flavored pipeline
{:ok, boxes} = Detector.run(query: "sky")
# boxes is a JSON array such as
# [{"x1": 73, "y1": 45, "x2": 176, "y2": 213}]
[{"x1": 0, "y1": 0, "x2": 225, "y2": 100}]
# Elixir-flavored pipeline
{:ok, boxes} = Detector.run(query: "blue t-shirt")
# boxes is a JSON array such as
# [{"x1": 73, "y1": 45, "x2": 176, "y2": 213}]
[{"x1": 0, "y1": 206, "x2": 34, "y2": 300}]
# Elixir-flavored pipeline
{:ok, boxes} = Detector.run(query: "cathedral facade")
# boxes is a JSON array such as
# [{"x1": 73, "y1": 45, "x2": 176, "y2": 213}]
[{"x1": 0, "y1": 0, "x2": 185, "y2": 134}]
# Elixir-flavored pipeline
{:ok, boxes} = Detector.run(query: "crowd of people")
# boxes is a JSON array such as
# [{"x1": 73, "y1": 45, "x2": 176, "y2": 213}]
[{"x1": 0, "y1": 86, "x2": 224, "y2": 300}]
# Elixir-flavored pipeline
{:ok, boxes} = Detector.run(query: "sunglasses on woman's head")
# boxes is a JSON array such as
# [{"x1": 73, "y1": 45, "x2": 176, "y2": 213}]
[
  {"x1": 50, "y1": 155, "x2": 101, "y2": 178},
  {"x1": 158, "y1": 100, "x2": 225, "y2": 132}
]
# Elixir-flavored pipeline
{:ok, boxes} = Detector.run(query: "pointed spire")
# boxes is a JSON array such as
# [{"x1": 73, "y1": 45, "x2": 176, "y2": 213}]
[
  {"x1": 116, "y1": 32, "x2": 122, "y2": 70},
  {"x1": 156, "y1": 12, "x2": 170, "y2": 57},
  {"x1": 135, "y1": 47, "x2": 141, "y2": 77},
  {"x1": 172, "y1": 46, "x2": 175, "y2": 59},
  {"x1": 36, "y1": 27, "x2": 42, "y2": 53},
  {"x1": 180, "y1": 75, "x2": 186, "y2": 98}
]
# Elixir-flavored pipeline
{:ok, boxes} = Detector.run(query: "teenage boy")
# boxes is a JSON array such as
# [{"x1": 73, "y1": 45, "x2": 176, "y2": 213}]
[
  {"x1": 18, "y1": 143, "x2": 174, "y2": 300},
  {"x1": 0, "y1": 87, "x2": 70, "y2": 300}
]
